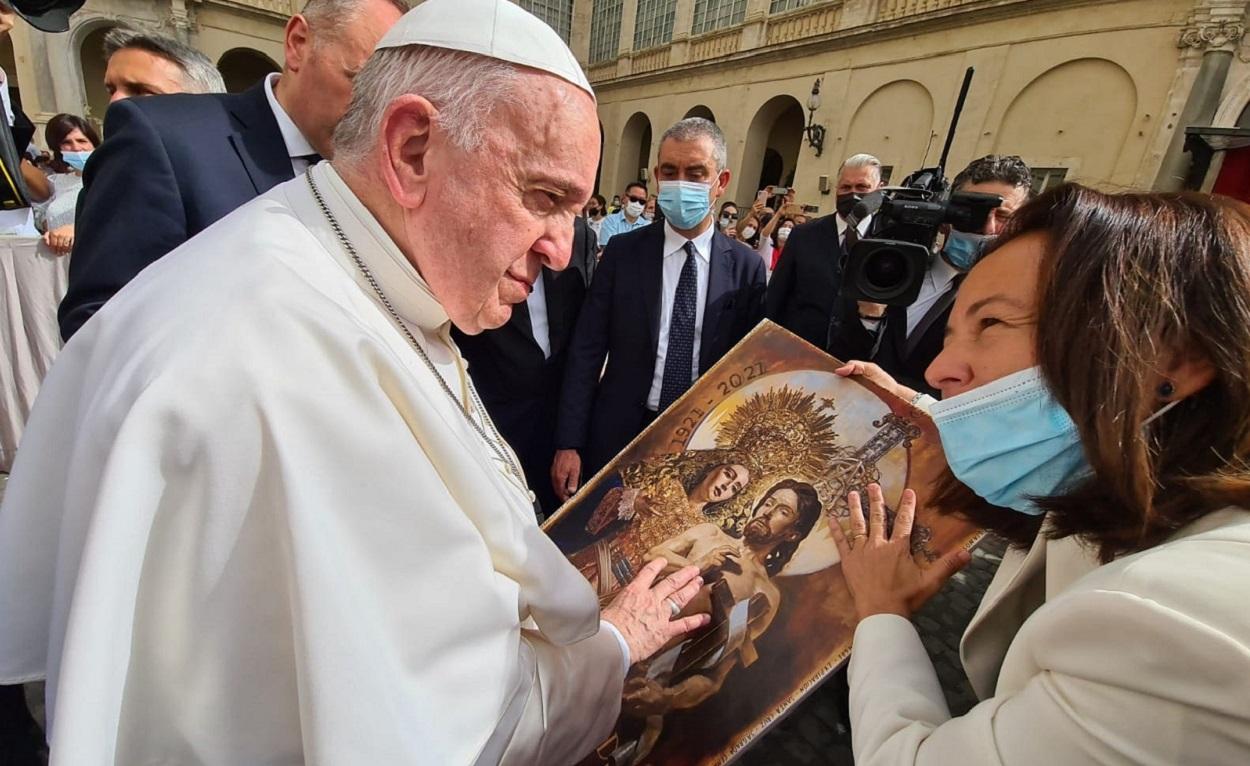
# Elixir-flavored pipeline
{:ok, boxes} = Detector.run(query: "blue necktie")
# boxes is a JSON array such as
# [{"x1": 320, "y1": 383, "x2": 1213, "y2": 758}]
[{"x1": 659, "y1": 241, "x2": 699, "y2": 412}]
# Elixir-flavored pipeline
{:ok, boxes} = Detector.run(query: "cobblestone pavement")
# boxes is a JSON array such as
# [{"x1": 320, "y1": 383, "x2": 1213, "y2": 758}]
[
  {"x1": 0, "y1": 473, "x2": 1006, "y2": 766},
  {"x1": 738, "y1": 535, "x2": 1007, "y2": 765}
]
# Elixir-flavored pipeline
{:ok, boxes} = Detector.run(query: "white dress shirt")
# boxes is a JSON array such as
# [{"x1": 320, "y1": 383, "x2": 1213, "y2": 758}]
[
  {"x1": 526, "y1": 273, "x2": 551, "y2": 359},
  {"x1": 647, "y1": 222, "x2": 713, "y2": 411},
  {"x1": 263, "y1": 73, "x2": 319, "y2": 176},
  {"x1": 905, "y1": 254, "x2": 960, "y2": 336},
  {"x1": 836, "y1": 212, "x2": 872, "y2": 240}
]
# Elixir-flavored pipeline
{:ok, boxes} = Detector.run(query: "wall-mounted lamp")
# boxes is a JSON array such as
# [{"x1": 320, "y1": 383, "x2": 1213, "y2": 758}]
[{"x1": 804, "y1": 78, "x2": 826, "y2": 157}]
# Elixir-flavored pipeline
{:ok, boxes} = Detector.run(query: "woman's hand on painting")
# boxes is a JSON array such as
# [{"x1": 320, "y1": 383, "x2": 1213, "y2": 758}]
[
  {"x1": 602, "y1": 557, "x2": 711, "y2": 667},
  {"x1": 829, "y1": 484, "x2": 970, "y2": 622},
  {"x1": 834, "y1": 360, "x2": 919, "y2": 407}
]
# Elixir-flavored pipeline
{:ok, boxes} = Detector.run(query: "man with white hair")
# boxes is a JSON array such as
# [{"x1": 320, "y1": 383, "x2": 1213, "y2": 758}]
[
  {"x1": 766, "y1": 152, "x2": 883, "y2": 347},
  {"x1": 60, "y1": 0, "x2": 407, "y2": 340},
  {"x1": 0, "y1": 1, "x2": 708, "y2": 763}
]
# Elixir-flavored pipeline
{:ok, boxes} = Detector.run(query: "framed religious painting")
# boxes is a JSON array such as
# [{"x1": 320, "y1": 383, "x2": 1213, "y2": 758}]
[{"x1": 544, "y1": 320, "x2": 982, "y2": 766}]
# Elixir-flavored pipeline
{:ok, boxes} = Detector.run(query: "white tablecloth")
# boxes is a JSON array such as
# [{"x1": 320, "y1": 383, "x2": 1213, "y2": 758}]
[{"x1": 0, "y1": 236, "x2": 67, "y2": 472}]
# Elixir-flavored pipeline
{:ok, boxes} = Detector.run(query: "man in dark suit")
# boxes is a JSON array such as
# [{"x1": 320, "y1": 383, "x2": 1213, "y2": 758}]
[
  {"x1": 765, "y1": 153, "x2": 883, "y2": 348},
  {"x1": 553, "y1": 118, "x2": 767, "y2": 501},
  {"x1": 58, "y1": 0, "x2": 406, "y2": 340},
  {"x1": 827, "y1": 154, "x2": 1034, "y2": 395},
  {"x1": 454, "y1": 218, "x2": 596, "y2": 515}
]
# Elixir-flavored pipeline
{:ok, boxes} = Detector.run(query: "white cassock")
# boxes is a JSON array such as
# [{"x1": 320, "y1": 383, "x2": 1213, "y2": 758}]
[{"x1": 0, "y1": 162, "x2": 625, "y2": 764}]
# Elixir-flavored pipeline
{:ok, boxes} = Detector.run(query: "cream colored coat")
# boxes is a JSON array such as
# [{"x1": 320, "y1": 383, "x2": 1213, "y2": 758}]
[
  {"x1": 849, "y1": 508, "x2": 1250, "y2": 764},
  {"x1": 0, "y1": 164, "x2": 624, "y2": 765}
]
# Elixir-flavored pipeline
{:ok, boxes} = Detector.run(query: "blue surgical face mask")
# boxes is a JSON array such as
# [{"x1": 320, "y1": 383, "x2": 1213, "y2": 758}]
[
  {"x1": 658, "y1": 180, "x2": 712, "y2": 230},
  {"x1": 928, "y1": 367, "x2": 1088, "y2": 515},
  {"x1": 942, "y1": 230, "x2": 993, "y2": 271},
  {"x1": 62, "y1": 150, "x2": 93, "y2": 172}
]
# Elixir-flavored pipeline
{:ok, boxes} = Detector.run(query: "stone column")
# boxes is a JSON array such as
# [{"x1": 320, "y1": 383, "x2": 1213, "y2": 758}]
[
  {"x1": 617, "y1": 0, "x2": 639, "y2": 76},
  {"x1": 669, "y1": 0, "x2": 695, "y2": 65},
  {"x1": 1154, "y1": 3, "x2": 1246, "y2": 190},
  {"x1": 6, "y1": 25, "x2": 58, "y2": 130},
  {"x1": 739, "y1": 0, "x2": 772, "y2": 51},
  {"x1": 571, "y1": 0, "x2": 593, "y2": 65}
]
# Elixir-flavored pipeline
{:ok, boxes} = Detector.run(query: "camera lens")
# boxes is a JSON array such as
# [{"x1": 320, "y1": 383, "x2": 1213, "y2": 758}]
[{"x1": 864, "y1": 248, "x2": 910, "y2": 291}]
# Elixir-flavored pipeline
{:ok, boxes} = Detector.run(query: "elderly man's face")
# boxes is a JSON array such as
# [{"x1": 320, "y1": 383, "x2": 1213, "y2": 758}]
[
  {"x1": 836, "y1": 165, "x2": 881, "y2": 196},
  {"x1": 105, "y1": 49, "x2": 186, "y2": 102},
  {"x1": 418, "y1": 75, "x2": 599, "y2": 333}
]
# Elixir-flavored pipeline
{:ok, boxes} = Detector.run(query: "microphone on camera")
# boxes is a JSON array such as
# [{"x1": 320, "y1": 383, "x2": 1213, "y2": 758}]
[{"x1": 845, "y1": 191, "x2": 883, "y2": 233}]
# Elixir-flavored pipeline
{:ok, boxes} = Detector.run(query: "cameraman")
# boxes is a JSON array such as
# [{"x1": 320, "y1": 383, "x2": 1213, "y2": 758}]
[
  {"x1": 830, "y1": 154, "x2": 1033, "y2": 395},
  {"x1": 765, "y1": 153, "x2": 883, "y2": 345}
]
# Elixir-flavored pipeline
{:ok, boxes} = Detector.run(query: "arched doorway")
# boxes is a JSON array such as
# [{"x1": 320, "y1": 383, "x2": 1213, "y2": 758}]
[
  {"x1": 79, "y1": 24, "x2": 120, "y2": 125},
  {"x1": 218, "y1": 48, "x2": 280, "y2": 93},
  {"x1": 684, "y1": 104, "x2": 715, "y2": 123},
  {"x1": 615, "y1": 111, "x2": 652, "y2": 194},
  {"x1": 740, "y1": 95, "x2": 804, "y2": 197}
]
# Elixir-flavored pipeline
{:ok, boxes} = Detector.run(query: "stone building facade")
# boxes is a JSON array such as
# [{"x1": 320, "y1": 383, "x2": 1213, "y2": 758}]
[
  {"x1": 574, "y1": 0, "x2": 1250, "y2": 208},
  {"x1": 4, "y1": 0, "x2": 1250, "y2": 205}
]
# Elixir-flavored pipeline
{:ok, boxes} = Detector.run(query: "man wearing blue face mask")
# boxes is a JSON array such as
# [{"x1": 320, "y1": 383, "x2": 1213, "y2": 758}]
[
  {"x1": 831, "y1": 154, "x2": 1034, "y2": 397},
  {"x1": 553, "y1": 118, "x2": 766, "y2": 500}
]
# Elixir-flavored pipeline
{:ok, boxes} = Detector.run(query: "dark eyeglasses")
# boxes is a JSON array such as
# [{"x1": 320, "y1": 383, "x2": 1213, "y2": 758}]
[{"x1": 626, "y1": 195, "x2": 647, "y2": 204}]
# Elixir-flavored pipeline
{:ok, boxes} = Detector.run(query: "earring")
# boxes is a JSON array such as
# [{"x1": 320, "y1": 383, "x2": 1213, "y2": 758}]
[{"x1": 1158, "y1": 381, "x2": 1175, "y2": 399}]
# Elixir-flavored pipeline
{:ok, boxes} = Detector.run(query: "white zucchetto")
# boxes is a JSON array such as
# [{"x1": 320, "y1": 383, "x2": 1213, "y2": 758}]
[{"x1": 376, "y1": 0, "x2": 595, "y2": 99}]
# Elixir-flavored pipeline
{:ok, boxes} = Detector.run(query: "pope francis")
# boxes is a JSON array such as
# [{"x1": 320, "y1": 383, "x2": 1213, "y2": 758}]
[{"x1": 0, "y1": 1, "x2": 711, "y2": 763}]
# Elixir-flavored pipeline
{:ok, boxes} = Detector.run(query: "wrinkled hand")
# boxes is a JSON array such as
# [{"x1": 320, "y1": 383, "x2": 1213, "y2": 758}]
[
  {"x1": 43, "y1": 225, "x2": 74, "y2": 255},
  {"x1": 830, "y1": 484, "x2": 970, "y2": 621},
  {"x1": 602, "y1": 558, "x2": 710, "y2": 666},
  {"x1": 551, "y1": 449, "x2": 582, "y2": 502}
]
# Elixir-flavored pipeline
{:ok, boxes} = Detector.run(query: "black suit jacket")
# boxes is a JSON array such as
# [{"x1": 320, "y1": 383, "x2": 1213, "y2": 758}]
[
  {"x1": 453, "y1": 219, "x2": 596, "y2": 514},
  {"x1": 60, "y1": 83, "x2": 293, "y2": 340},
  {"x1": 556, "y1": 221, "x2": 767, "y2": 475},
  {"x1": 765, "y1": 213, "x2": 844, "y2": 349},
  {"x1": 827, "y1": 278, "x2": 959, "y2": 398}
]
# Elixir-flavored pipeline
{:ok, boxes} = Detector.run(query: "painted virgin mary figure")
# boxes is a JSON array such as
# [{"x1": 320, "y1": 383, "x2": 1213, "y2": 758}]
[{"x1": 572, "y1": 449, "x2": 753, "y2": 599}]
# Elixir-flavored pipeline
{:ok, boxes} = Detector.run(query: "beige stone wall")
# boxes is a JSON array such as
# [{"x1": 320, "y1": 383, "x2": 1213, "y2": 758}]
[{"x1": 590, "y1": 0, "x2": 1231, "y2": 209}]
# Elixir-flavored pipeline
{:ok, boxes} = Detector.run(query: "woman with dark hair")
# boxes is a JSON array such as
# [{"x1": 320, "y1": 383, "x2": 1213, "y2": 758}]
[
  {"x1": 40, "y1": 113, "x2": 101, "y2": 256},
  {"x1": 584, "y1": 193, "x2": 608, "y2": 239},
  {"x1": 831, "y1": 184, "x2": 1250, "y2": 763},
  {"x1": 758, "y1": 207, "x2": 800, "y2": 273}
]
